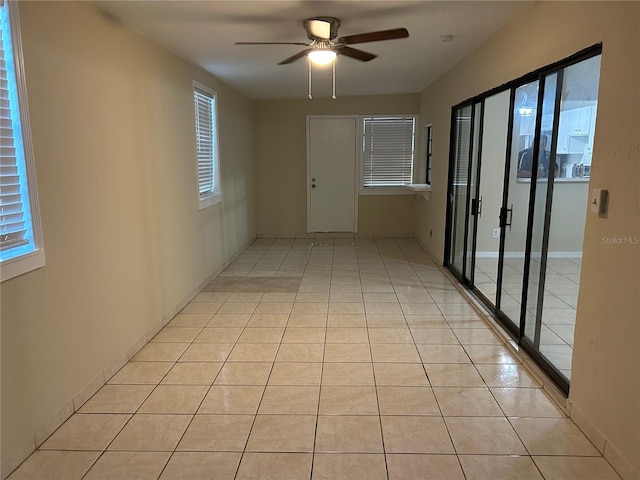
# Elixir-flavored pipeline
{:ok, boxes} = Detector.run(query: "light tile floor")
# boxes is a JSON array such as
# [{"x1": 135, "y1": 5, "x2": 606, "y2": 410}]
[
  {"x1": 474, "y1": 257, "x2": 580, "y2": 379},
  {"x1": 8, "y1": 238, "x2": 620, "y2": 479}
]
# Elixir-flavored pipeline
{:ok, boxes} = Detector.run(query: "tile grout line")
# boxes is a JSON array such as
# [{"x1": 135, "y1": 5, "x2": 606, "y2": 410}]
[
  {"x1": 232, "y1": 238, "x2": 292, "y2": 479},
  {"x1": 402, "y1": 238, "x2": 472, "y2": 480},
  {"x1": 309, "y1": 239, "x2": 333, "y2": 480},
  {"x1": 403, "y1": 237, "x2": 524, "y2": 480},
  {"x1": 77, "y1": 301, "x2": 228, "y2": 479},
  {"x1": 151, "y1": 295, "x2": 249, "y2": 480},
  {"x1": 362, "y1": 239, "x2": 391, "y2": 480}
]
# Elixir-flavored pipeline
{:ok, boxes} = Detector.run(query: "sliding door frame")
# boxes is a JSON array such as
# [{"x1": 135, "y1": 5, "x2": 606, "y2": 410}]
[
  {"x1": 443, "y1": 44, "x2": 603, "y2": 395},
  {"x1": 468, "y1": 101, "x2": 485, "y2": 288},
  {"x1": 444, "y1": 104, "x2": 477, "y2": 284}
]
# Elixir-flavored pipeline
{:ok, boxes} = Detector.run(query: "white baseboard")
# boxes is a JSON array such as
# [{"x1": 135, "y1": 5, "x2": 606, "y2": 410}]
[
  {"x1": 1, "y1": 235, "x2": 256, "y2": 480},
  {"x1": 547, "y1": 251, "x2": 583, "y2": 259},
  {"x1": 603, "y1": 440, "x2": 639, "y2": 480},
  {"x1": 475, "y1": 251, "x2": 500, "y2": 258},
  {"x1": 257, "y1": 232, "x2": 415, "y2": 240},
  {"x1": 569, "y1": 403, "x2": 639, "y2": 480},
  {"x1": 475, "y1": 251, "x2": 583, "y2": 259},
  {"x1": 389, "y1": 236, "x2": 638, "y2": 479},
  {"x1": 427, "y1": 241, "x2": 634, "y2": 480}
]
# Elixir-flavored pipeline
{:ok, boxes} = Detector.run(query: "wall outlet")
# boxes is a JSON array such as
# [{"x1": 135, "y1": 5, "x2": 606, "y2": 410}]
[{"x1": 492, "y1": 228, "x2": 500, "y2": 238}]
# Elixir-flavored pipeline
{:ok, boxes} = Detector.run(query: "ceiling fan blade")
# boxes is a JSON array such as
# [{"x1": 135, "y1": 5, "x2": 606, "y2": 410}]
[
  {"x1": 278, "y1": 49, "x2": 313, "y2": 65},
  {"x1": 337, "y1": 28, "x2": 409, "y2": 45},
  {"x1": 335, "y1": 46, "x2": 377, "y2": 62},
  {"x1": 235, "y1": 42, "x2": 309, "y2": 46}
]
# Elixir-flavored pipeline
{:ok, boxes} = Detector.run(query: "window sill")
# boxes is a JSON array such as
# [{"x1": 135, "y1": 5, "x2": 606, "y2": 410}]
[
  {"x1": 1, "y1": 249, "x2": 45, "y2": 282},
  {"x1": 360, "y1": 187, "x2": 415, "y2": 196},
  {"x1": 404, "y1": 183, "x2": 431, "y2": 192},
  {"x1": 199, "y1": 192, "x2": 222, "y2": 209},
  {"x1": 404, "y1": 183, "x2": 431, "y2": 200}
]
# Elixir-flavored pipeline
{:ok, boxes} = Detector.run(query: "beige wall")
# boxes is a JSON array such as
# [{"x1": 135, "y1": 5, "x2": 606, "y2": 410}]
[
  {"x1": 496, "y1": 181, "x2": 589, "y2": 255},
  {"x1": 417, "y1": 2, "x2": 639, "y2": 478},
  {"x1": 253, "y1": 95, "x2": 419, "y2": 237},
  {"x1": 1, "y1": 2, "x2": 255, "y2": 475}
]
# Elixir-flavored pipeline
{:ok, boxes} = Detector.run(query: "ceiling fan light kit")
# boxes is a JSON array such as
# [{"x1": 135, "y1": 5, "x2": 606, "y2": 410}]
[
  {"x1": 307, "y1": 54, "x2": 337, "y2": 100},
  {"x1": 235, "y1": 16, "x2": 409, "y2": 99},
  {"x1": 307, "y1": 41, "x2": 337, "y2": 65},
  {"x1": 307, "y1": 50, "x2": 336, "y2": 65}
]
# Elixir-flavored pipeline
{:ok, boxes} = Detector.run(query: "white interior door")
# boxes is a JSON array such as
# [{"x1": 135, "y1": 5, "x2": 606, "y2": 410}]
[{"x1": 307, "y1": 116, "x2": 358, "y2": 233}]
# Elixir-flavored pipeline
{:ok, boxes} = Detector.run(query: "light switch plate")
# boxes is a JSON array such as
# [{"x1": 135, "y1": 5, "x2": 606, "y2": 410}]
[{"x1": 590, "y1": 188, "x2": 608, "y2": 215}]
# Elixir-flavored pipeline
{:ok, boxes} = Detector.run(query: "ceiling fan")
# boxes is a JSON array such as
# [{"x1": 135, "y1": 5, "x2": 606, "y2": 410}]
[{"x1": 235, "y1": 17, "x2": 409, "y2": 65}]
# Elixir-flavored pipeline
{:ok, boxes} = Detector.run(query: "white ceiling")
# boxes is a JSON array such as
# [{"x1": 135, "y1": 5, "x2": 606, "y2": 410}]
[{"x1": 96, "y1": 1, "x2": 533, "y2": 100}]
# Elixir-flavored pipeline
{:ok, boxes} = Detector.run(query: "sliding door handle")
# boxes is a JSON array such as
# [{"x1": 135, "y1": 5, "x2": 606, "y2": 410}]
[
  {"x1": 504, "y1": 204, "x2": 513, "y2": 230},
  {"x1": 499, "y1": 204, "x2": 514, "y2": 231},
  {"x1": 470, "y1": 196, "x2": 484, "y2": 216},
  {"x1": 470, "y1": 198, "x2": 479, "y2": 216}
]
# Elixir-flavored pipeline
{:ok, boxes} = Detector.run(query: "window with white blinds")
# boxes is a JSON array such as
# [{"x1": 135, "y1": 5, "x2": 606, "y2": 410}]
[
  {"x1": 1, "y1": 1, "x2": 44, "y2": 282},
  {"x1": 193, "y1": 82, "x2": 220, "y2": 208},
  {"x1": 362, "y1": 116, "x2": 416, "y2": 188}
]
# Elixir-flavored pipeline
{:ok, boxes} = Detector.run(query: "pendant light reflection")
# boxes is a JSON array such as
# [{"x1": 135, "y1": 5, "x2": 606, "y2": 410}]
[{"x1": 518, "y1": 92, "x2": 535, "y2": 116}]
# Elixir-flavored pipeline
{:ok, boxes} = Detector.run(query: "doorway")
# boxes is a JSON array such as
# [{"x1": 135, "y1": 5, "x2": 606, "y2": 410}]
[
  {"x1": 306, "y1": 116, "x2": 358, "y2": 233},
  {"x1": 444, "y1": 46, "x2": 602, "y2": 393}
]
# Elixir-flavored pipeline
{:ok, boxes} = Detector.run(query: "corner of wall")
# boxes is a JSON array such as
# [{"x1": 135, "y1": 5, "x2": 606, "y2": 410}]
[{"x1": 569, "y1": 402, "x2": 640, "y2": 480}]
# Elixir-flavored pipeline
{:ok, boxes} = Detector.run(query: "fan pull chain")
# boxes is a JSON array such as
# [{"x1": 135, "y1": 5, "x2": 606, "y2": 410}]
[
  {"x1": 308, "y1": 58, "x2": 313, "y2": 99},
  {"x1": 332, "y1": 60, "x2": 336, "y2": 99}
]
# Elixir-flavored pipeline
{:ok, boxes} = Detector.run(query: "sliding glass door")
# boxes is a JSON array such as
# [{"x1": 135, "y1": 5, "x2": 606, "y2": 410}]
[
  {"x1": 444, "y1": 46, "x2": 602, "y2": 394},
  {"x1": 523, "y1": 73, "x2": 559, "y2": 347},
  {"x1": 472, "y1": 90, "x2": 510, "y2": 311},
  {"x1": 496, "y1": 80, "x2": 541, "y2": 335},
  {"x1": 448, "y1": 105, "x2": 472, "y2": 278},
  {"x1": 466, "y1": 103, "x2": 483, "y2": 286},
  {"x1": 447, "y1": 102, "x2": 482, "y2": 283},
  {"x1": 522, "y1": 56, "x2": 601, "y2": 382}
]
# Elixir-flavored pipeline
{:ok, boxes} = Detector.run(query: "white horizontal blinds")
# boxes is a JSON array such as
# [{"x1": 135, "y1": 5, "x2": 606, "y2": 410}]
[
  {"x1": 363, "y1": 116, "x2": 415, "y2": 187},
  {"x1": 194, "y1": 87, "x2": 216, "y2": 198},
  {"x1": 0, "y1": 27, "x2": 27, "y2": 251},
  {"x1": 453, "y1": 115, "x2": 471, "y2": 185}
]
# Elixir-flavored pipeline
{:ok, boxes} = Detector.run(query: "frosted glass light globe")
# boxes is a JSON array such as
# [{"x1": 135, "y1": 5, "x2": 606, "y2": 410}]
[{"x1": 308, "y1": 49, "x2": 337, "y2": 65}]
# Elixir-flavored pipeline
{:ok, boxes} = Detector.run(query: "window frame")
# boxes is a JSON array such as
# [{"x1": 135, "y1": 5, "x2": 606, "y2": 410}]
[
  {"x1": 1, "y1": 1, "x2": 45, "y2": 282},
  {"x1": 424, "y1": 123, "x2": 433, "y2": 185},
  {"x1": 193, "y1": 81, "x2": 221, "y2": 209},
  {"x1": 359, "y1": 114, "x2": 417, "y2": 196}
]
